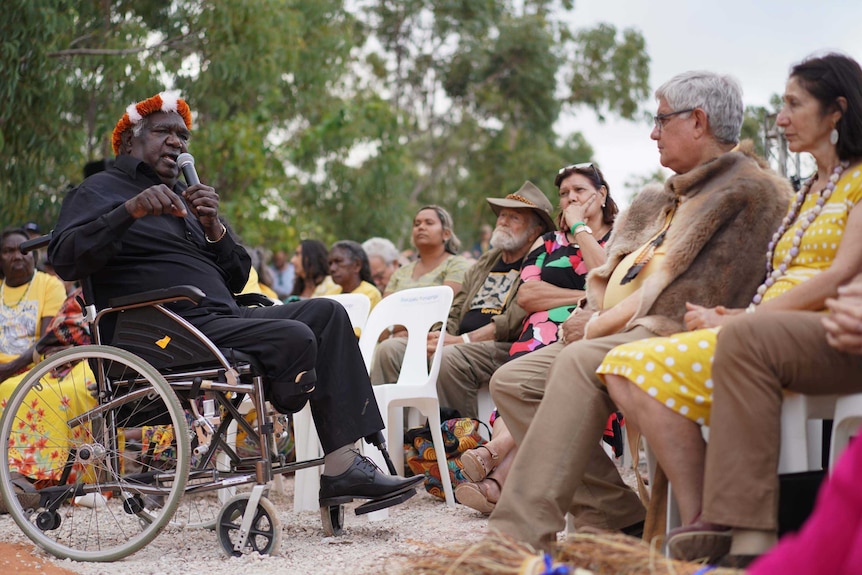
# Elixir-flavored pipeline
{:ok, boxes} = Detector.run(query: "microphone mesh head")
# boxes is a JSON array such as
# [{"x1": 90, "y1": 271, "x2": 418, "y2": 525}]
[{"x1": 177, "y1": 153, "x2": 195, "y2": 168}]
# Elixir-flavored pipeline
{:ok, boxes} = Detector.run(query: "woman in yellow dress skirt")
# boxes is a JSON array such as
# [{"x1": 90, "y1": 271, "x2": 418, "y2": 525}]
[
  {"x1": 599, "y1": 53, "x2": 862, "y2": 539},
  {"x1": 0, "y1": 228, "x2": 97, "y2": 486}
]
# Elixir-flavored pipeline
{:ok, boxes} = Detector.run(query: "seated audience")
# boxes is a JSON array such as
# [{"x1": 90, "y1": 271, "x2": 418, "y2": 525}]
[
  {"x1": 609, "y1": 53, "x2": 862, "y2": 566},
  {"x1": 370, "y1": 182, "x2": 553, "y2": 419},
  {"x1": 268, "y1": 249, "x2": 296, "y2": 301},
  {"x1": 48, "y1": 91, "x2": 423, "y2": 513},
  {"x1": 383, "y1": 205, "x2": 470, "y2": 297},
  {"x1": 456, "y1": 163, "x2": 618, "y2": 514},
  {"x1": 288, "y1": 239, "x2": 334, "y2": 301},
  {"x1": 470, "y1": 223, "x2": 493, "y2": 259},
  {"x1": 323, "y1": 240, "x2": 382, "y2": 310},
  {"x1": 239, "y1": 244, "x2": 280, "y2": 302},
  {"x1": 0, "y1": 227, "x2": 96, "y2": 484},
  {"x1": 510, "y1": 162, "x2": 616, "y2": 358},
  {"x1": 486, "y1": 70, "x2": 792, "y2": 549},
  {"x1": 362, "y1": 237, "x2": 401, "y2": 294}
]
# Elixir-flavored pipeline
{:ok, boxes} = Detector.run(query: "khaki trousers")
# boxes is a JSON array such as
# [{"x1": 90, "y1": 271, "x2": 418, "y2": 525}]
[
  {"x1": 703, "y1": 311, "x2": 862, "y2": 530},
  {"x1": 370, "y1": 337, "x2": 510, "y2": 419},
  {"x1": 488, "y1": 328, "x2": 653, "y2": 548}
]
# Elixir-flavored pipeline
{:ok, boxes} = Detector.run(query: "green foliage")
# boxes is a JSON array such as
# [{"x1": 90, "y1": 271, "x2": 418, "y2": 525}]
[
  {"x1": 624, "y1": 168, "x2": 669, "y2": 205},
  {"x1": 0, "y1": 0, "x2": 651, "y2": 256},
  {"x1": 569, "y1": 24, "x2": 651, "y2": 120}
]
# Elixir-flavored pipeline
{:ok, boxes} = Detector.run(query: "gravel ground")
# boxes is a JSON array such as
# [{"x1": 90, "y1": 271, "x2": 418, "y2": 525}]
[
  {"x1": 0, "y1": 461, "x2": 641, "y2": 575},
  {"x1": 0, "y1": 475, "x2": 489, "y2": 575}
]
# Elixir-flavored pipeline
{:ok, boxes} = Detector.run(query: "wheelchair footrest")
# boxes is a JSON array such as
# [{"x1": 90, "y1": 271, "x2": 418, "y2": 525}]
[{"x1": 354, "y1": 488, "x2": 416, "y2": 516}]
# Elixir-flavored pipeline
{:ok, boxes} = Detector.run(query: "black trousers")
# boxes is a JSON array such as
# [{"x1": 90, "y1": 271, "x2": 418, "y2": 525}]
[{"x1": 189, "y1": 298, "x2": 383, "y2": 454}]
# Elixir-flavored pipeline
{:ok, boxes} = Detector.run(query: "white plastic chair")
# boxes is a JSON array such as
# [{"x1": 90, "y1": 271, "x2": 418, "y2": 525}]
[
  {"x1": 778, "y1": 392, "x2": 836, "y2": 473},
  {"x1": 359, "y1": 285, "x2": 456, "y2": 506},
  {"x1": 477, "y1": 386, "x2": 494, "y2": 441},
  {"x1": 292, "y1": 293, "x2": 373, "y2": 512},
  {"x1": 828, "y1": 392, "x2": 862, "y2": 469},
  {"x1": 322, "y1": 293, "x2": 372, "y2": 333},
  {"x1": 659, "y1": 392, "x2": 837, "y2": 548}
]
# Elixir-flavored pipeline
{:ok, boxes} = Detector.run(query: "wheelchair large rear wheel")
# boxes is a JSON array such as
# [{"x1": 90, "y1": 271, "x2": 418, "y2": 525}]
[{"x1": 0, "y1": 345, "x2": 190, "y2": 562}]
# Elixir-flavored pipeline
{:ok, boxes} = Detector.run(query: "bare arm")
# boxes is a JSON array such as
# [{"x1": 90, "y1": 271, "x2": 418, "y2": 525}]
[
  {"x1": 0, "y1": 317, "x2": 52, "y2": 383},
  {"x1": 426, "y1": 322, "x2": 495, "y2": 356},
  {"x1": 517, "y1": 281, "x2": 585, "y2": 313},
  {"x1": 686, "y1": 202, "x2": 862, "y2": 329},
  {"x1": 562, "y1": 193, "x2": 607, "y2": 270},
  {"x1": 583, "y1": 287, "x2": 643, "y2": 339},
  {"x1": 443, "y1": 280, "x2": 463, "y2": 297}
]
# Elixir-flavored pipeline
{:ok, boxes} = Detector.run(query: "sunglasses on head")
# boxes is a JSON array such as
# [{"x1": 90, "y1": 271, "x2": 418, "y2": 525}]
[{"x1": 558, "y1": 162, "x2": 602, "y2": 185}]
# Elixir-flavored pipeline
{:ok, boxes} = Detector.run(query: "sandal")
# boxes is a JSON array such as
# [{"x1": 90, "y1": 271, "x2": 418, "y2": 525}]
[
  {"x1": 455, "y1": 477, "x2": 502, "y2": 515},
  {"x1": 461, "y1": 444, "x2": 499, "y2": 482}
]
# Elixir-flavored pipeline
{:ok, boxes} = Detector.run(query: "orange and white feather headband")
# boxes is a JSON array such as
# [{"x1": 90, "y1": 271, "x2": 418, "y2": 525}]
[{"x1": 111, "y1": 90, "x2": 193, "y2": 155}]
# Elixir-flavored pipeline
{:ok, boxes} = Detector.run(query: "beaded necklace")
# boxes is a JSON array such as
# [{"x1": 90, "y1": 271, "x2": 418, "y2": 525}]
[
  {"x1": 751, "y1": 160, "x2": 848, "y2": 305},
  {"x1": 0, "y1": 275, "x2": 35, "y2": 311}
]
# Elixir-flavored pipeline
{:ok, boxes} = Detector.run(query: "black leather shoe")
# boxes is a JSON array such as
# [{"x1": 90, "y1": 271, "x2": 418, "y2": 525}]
[{"x1": 319, "y1": 453, "x2": 425, "y2": 507}]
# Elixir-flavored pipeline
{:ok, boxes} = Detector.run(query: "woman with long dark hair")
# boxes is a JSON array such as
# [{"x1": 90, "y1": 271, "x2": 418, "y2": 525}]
[{"x1": 288, "y1": 239, "x2": 332, "y2": 300}]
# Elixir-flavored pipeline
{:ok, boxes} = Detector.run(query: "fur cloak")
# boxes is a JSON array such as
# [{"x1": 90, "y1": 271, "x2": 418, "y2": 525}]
[{"x1": 586, "y1": 141, "x2": 792, "y2": 336}]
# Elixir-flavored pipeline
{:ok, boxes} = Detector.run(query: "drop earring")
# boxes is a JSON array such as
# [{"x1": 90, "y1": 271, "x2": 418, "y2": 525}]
[{"x1": 830, "y1": 127, "x2": 839, "y2": 146}]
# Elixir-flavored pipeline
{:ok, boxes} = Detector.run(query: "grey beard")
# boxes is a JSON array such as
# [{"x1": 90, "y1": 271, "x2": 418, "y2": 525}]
[{"x1": 491, "y1": 227, "x2": 529, "y2": 252}]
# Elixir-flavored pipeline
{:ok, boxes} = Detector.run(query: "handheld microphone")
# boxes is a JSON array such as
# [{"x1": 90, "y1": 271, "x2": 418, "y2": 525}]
[{"x1": 177, "y1": 153, "x2": 200, "y2": 186}]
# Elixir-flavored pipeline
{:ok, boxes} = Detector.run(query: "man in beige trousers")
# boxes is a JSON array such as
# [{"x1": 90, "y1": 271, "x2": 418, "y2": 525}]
[{"x1": 488, "y1": 70, "x2": 792, "y2": 549}]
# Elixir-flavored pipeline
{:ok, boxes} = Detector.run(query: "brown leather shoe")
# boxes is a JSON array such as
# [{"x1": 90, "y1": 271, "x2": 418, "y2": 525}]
[
  {"x1": 455, "y1": 477, "x2": 502, "y2": 515},
  {"x1": 460, "y1": 445, "x2": 499, "y2": 482},
  {"x1": 666, "y1": 520, "x2": 732, "y2": 563}
]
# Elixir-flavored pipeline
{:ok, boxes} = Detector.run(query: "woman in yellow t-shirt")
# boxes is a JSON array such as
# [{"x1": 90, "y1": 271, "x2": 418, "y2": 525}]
[
  {"x1": 0, "y1": 228, "x2": 97, "y2": 484},
  {"x1": 322, "y1": 240, "x2": 382, "y2": 311}
]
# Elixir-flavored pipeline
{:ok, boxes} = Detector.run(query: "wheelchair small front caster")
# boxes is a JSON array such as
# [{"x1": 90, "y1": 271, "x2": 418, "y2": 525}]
[
  {"x1": 320, "y1": 504, "x2": 344, "y2": 537},
  {"x1": 216, "y1": 494, "x2": 282, "y2": 557}
]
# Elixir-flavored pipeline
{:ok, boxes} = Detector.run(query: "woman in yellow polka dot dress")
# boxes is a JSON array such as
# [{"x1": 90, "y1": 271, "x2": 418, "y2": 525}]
[{"x1": 600, "y1": 53, "x2": 862, "y2": 531}]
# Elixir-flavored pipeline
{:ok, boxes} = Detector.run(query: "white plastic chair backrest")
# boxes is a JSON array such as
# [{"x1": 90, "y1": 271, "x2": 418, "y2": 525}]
[
  {"x1": 358, "y1": 285, "x2": 454, "y2": 383},
  {"x1": 322, "y1": 293, "x2": 372, "y2": 331}
]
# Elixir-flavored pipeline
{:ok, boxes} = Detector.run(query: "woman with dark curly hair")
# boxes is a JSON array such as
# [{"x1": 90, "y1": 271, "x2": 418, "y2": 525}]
[{"x1": 322, "y1": 240, "x2": 381, "y2": 310}]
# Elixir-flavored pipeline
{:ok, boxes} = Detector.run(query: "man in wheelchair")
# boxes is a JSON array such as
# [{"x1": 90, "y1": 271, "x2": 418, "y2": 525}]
[{"x1": 47, "y1": 91, "x2": 423, "y2": 512}]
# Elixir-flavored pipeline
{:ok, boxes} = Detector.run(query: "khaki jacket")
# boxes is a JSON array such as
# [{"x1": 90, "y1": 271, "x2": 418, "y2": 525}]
[{"x1": 445, "y1": 247, "x2": 528, "y2": 342}]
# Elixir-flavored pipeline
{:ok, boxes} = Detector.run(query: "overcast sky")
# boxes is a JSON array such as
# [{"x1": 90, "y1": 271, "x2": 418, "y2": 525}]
[{"x1": 557, "y1": 0, "x2": 862, "y2": 201}]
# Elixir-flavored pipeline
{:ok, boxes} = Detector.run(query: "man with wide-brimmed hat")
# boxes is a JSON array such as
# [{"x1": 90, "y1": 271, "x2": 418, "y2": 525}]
[
  {"x1": 48, "y1": 91, "x2": 424, "y2": 514},
  {"x1": 371, "y1": 180, "x2": 554, "y2": 419}
]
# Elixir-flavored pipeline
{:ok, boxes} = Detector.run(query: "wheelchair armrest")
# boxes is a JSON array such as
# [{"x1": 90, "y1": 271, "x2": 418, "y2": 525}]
[
  {"x1": 107, "y1": 285, "x2": 206, "y2": 308},
  {"x1": 234, "y1": 292, "x2": 276, "y2": 308}
]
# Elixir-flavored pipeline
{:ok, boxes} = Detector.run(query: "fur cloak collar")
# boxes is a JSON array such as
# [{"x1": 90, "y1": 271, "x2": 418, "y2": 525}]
[{"x1": 586, "y1": 141, "x2": 792, "y2": 336}]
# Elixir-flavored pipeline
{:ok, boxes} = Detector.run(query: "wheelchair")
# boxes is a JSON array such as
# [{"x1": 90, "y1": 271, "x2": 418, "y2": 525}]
[{"x1": 0, "y1": 237, "x2": 411, "y2": 562}]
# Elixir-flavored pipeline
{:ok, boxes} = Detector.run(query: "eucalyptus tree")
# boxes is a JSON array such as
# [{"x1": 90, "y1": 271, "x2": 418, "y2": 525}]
[{"x1": 1, "y1": 0, "x2": 651, "y2": 253}]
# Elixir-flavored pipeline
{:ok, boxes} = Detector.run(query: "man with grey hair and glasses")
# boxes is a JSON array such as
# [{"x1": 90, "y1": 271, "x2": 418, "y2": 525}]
[
  {"x1": 486, "y1": 70, "x2": 792, "y2": 549},
  {"x1": 362, "y1": 237, "x2": 401, "y2": 293}
]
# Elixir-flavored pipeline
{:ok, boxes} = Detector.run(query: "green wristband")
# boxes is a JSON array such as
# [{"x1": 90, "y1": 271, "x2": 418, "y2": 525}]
[{"x1": 569, "y1": 222, "x2": 585, "y2": 236}]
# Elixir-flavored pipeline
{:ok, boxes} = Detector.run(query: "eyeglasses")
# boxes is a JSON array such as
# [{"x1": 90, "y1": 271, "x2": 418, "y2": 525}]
[
  {"x1": 558, "y1": 162, "x2": 601, "y2": 184},
  {"x1": 653, "y1": 108, "x2": 695, "y2": 134}
]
